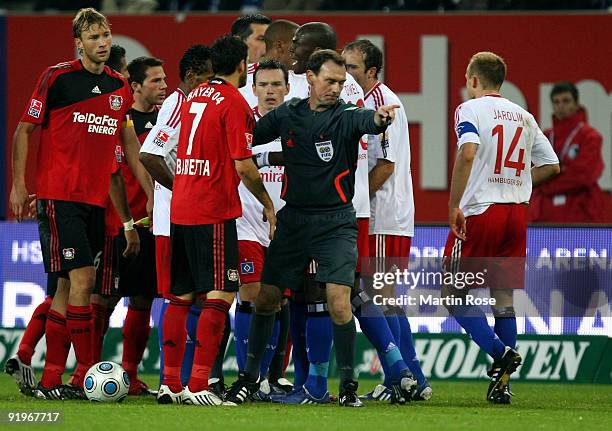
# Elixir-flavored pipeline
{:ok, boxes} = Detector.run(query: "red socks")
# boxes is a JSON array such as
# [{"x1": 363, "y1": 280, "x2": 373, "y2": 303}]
[
  {"x1": 188, "y1": 299, "x2": 231, "y2": 392},
  {"x1": 66, "y1": 304, "x2": 93, "y2": 387},
  {"x1": 91, "y1": 303, "x2": 107, "y2": 362},
  {"x1": 41, "y1": 310, "x2": 70, "y2": 388},
  {"x1": 122, "y1": 306, "x2": 151, "y2": 386},
  {"x1": 18, "y1": 296, "x2": 53, "y2": 365},
  {"x1": 162, "y1": 296, "x2": 192, "y2": 392}
]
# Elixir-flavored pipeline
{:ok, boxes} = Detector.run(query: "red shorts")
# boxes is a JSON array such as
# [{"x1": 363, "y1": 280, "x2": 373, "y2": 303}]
[
  {"x1": 238, "y1": 240, "x2": 266, "y2": 285},
  {"x1": 155, "y1": 235, "x2": 172, "y2": 298},
  {"x1": 356, "y1": 218, "x2": 370, "y2": 273},
  {"x1": 443, "y1": 204, "x2": 527, "y2": 289},
  {"x1": 239, "y1": 240, "x2": 291, "y2": 297},
  {"x1": 367, "y1": 234, "x2": 412, "y2": 273},
  {"x1": 368, "y1": 234, "x2": 412, "y2": 258}
]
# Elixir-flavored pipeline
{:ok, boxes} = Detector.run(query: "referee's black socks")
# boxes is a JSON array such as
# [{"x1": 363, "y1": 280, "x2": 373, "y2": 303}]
[
  {"x1": 333, "y1": 318, "x2": 357, "y2": 391},
  {"x1": 245, "y1": 311, "x2": 276, "y2": 382}
]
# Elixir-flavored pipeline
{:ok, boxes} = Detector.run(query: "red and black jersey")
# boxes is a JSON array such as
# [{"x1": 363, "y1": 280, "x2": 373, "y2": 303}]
[
  {"x1": 21, "y1": 59, "x2": 133, "y2": 208},
  {"x1": 105, "y1": 107, "x2": 158, "y2": 235},
  {"x1": 171, "y1": 78, "x2": 254, "y2": 225}
]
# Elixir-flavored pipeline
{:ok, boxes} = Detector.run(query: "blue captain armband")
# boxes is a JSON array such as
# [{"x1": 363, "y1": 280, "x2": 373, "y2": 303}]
[{"x1": 456, "y1": 121, "x2": 479, "y2": 138}]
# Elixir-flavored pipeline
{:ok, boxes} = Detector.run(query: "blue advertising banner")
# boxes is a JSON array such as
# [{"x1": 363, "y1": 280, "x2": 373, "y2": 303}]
[{"x1": 0, "y1": 222, "x2": 610, "y2": 337}]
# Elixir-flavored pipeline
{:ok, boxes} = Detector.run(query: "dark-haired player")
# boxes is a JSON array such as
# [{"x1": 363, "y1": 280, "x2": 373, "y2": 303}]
[
  {"x1": 231, "y1": 13, "x2": 272, "y2": 65},
  {"x1": 139, "y1": 45, "x2": 216, "y2": 392},
  {"x1": 107, "y1": 44, "x2": 127, "y2": 76},
  {"x1": 92, "y1": 56, "x2": 167, "y2": 395},
  {"x1": 156, "y1": 35, "x2": 275, "y2": 406},
  {"x1": 9, "y1": 8, "x2": 149, "y2": 400},
  {"x1": 234, "y1": 59, "x2": 292, "y2": 400}
]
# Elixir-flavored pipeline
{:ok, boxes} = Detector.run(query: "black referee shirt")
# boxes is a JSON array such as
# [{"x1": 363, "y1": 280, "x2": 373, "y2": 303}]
[{"x1": 253, "y1": 97, "x2": 387, "y2": 212}]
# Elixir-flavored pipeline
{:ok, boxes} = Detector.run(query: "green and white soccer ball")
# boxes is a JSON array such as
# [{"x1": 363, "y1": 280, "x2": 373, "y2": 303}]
[{"x1": 84, "y1": 361, "x2": 130, "y2": 402}]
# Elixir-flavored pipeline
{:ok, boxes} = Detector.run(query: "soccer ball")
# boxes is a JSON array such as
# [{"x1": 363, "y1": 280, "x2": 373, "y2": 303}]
[{"x1": 83, "y1": 361, "x2": 130, "y2": 402}]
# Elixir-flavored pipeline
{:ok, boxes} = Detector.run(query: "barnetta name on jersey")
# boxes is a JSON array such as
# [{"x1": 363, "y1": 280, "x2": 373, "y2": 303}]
[
  {"x1": 21, "y1": 60, "x2": 132, "y2": 207},
  {"x1": 172, "y1": 78, "x2": 254, "y2": 225}
]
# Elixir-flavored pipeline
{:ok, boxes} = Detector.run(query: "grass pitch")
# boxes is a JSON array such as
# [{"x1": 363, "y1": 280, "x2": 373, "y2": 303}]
[{"x1": 0, "y1": 375, "x2": 610, "y2": 431}]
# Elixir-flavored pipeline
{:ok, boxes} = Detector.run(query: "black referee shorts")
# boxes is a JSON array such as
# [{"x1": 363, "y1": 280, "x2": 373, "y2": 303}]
[
  {"x1": 37, "y1": 199, "x2": 105, "y2": 276},
  {"x1": 261, "y1": 206, "x2": 358, "y2": 291},
  {"x1": 95, "y1": 226, "x2": 157, "y2": 298},
  {"x1": 170, "y1": 220, "x2": 240, "y2": 297}
]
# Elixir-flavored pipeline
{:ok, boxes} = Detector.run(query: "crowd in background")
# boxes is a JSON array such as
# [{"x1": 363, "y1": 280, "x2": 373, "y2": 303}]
[{"x1": 3, "y1": 0, "x2": 611, "y2": 12}]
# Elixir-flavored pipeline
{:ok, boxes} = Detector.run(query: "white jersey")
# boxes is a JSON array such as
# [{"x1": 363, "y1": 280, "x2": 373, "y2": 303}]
[
  {"x1": 455, "y1": 94, "x2": 559, "y2": 217},
  {"x1": 236, "y1": 107, "x2": 285, "y2": 247},
  {"x1": 238, "y1": 63, "x2": 259, "y2": 108},
  {"x1": 288, "y1": 71, "x2": 370, "y2": 218},
  {"x1": 365, "y1": 82, "x2": 415, "y2": 237},
  {"x1": 139, "y1": 88, "x2": 186, "y2": 236}
]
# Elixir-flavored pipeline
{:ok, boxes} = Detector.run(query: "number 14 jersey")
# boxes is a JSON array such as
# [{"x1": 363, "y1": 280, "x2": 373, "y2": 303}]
[{"x1": 455, "y1": 93, "x2": 558, "y2": 217}]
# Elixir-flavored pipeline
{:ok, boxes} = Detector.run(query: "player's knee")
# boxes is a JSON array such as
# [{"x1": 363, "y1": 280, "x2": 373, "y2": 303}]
[
  {"x1": 327, "y1": 298, "x2": 352, "y2": 324},
  {"x1": 254, "y1": 284, "x2": 282, "y2": 315},
  {"x1": 68, "y1": 267, "x2": 96, "y2": 293},
  {"x1": 129, "y1": 295, "x2": 153, "y2": 309},
  {"x1": 239, "y1": 282, "x2": 261, "y2": 303}
]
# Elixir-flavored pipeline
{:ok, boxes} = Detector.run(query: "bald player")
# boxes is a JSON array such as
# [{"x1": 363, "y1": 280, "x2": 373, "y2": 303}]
[{"x1": 239, "y1": 19, "x2": 299, "y2": 107}]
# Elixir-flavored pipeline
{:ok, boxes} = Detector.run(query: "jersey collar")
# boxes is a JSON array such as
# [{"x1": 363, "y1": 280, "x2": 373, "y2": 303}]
[
  {"x1": 365, "y1": 81, "x2": 382, "y2": 100},
  {"x1": 484, "y1": 92, "x2": 502, "y2": 98}
]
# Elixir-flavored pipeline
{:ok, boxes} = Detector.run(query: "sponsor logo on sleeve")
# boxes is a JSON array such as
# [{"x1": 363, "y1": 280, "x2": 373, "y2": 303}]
[
  {"x1": 153, "y1": 131, "x2": 170, "y2": 148},
  {"x1": 28, "y1": 99, "x2": 43, "y2": 118},
  {"x1": 245, "y1": 132, "x2": 253, "y2": 150},
  {"x1": 109, "y1": 94, "x2": 123, "y2": 111}
]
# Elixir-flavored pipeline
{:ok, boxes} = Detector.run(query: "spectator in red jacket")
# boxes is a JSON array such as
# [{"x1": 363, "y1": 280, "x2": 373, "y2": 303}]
[{"x1": 530, "y1": 81, "x2": 612, "y2": 223}]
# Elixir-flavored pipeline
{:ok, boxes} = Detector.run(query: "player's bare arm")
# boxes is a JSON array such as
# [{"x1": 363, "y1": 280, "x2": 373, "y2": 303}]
[
  {"x1": 109, "y1": 170, "x2": 141, "y2": 258},
  {"x1": 235, "y1": 158, "x2": 276, "y2": 240},
  {"x1": 10, "y1": 122, "x2": 37, "y2": 222},
  {"x1": 368, "y1": 159, "x2": 395, "y2": 198},
  {"x1": 449, "y1": 142, "x2": 478, "y2": 241},
  {"x1": 531, "y1": 163, "x2": 560, "y2": 187},
  {"x1": 139, "y1": 152, "x2": 174, "y2": 190},
  {"x1": 374, "y1": 104, "x2": 400, "y2": 126},
  {"x1": 121, "y1": 125, "x2": 155, "y2": 221}
]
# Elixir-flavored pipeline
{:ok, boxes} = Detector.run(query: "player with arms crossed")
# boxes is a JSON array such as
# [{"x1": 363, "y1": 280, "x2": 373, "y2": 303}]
[
  {"x1": 444, "y1": 52, "x2": 559, "y2": 403},
  {"x1": 9, "y1": 8, "x2": 151, "y2": 400},
  {"x1": 157, "y1": 35, "x2": 275, "y2": 406}
]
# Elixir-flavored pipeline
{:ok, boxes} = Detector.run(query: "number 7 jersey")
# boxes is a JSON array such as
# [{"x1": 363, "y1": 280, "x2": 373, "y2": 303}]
[
  {"x1": 171, "y1": 78, "x2": 255, "y2": 225},
  {"x1": 455, "y1": 93, "x2": 558, "y2": 217}
]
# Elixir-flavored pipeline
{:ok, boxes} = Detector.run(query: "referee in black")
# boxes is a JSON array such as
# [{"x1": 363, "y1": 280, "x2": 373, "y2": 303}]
[{"x1": 225, "y1": 49, "x2": 399, "y2": 407}]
